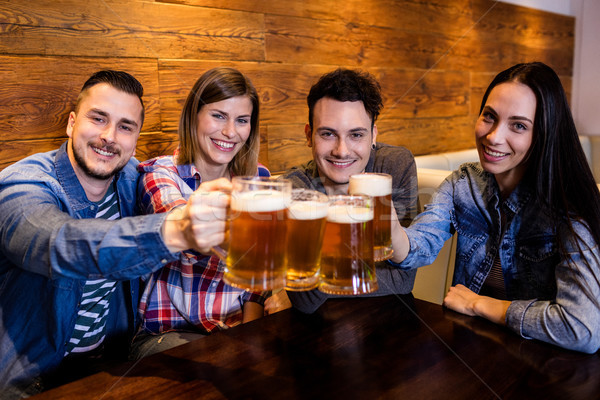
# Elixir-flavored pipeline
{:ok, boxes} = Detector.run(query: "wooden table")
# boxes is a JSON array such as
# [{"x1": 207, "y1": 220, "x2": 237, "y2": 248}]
[{"x1": 35, "y1": 295, "x2": 600, "y2": 399}]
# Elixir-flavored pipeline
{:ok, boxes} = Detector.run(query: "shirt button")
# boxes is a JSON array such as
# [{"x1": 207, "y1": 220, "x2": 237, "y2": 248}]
[{"x1": 161, "y1": 259, "x2": 168, "y2": 264}]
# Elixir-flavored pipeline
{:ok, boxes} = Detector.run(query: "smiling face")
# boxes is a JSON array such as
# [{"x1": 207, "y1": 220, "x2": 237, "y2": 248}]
[
  {"x1": 194, "y1": 95, "x2": 253, "y2": 177},
  {"x1": 475, "y1": 81, "x2": 536, "y2": 195},
  {"x1": 67, "y1": 83, "x2": 142, "y2": 188},
  {"x1": 307, "y1": 98, "x2": 377, "y2": 194}
]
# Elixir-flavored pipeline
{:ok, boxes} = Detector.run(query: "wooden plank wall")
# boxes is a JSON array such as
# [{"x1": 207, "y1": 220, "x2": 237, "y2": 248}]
[{"x1": 0, "y1": 0, "x2": 574, "y2": 173}]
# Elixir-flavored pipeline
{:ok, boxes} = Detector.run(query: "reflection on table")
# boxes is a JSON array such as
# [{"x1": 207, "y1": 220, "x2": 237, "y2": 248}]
[{"x1": 34, "y1": 295, "x2": 600, "y2": 399}]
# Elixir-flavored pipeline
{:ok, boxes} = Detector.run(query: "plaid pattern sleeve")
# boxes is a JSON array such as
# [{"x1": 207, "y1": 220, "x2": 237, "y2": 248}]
[
  {"x1": 138, "y1": 253, "x2": 268, "y2": 334},
  {"x1": 138, "y1": 155, "x2": 195, "y2": 215},
  {"x1": 136, "y1": 155, "x2": 269, "y2": 335}
]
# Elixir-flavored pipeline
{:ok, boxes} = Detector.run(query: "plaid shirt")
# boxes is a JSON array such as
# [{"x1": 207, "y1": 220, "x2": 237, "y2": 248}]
[{"x1": 137, "y1": 150, "x2": 270, "y2": 334}]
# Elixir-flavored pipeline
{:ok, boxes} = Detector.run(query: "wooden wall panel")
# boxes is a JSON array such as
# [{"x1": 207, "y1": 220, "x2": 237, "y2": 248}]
[
  {"x1": 377, "y1": 115, "x2": 477, "y2": 156},
  {"x1": 136, "y1": 131, "x2": 179, "y2": 163},
  {"x1": 471, "y1": 0, "x2": 574, "y2": 51},
  {"x1": 0, "y1": 56, "x2": 161, "y2": 138},
  {"x1": 374, "y1": 70, "x2": 470, "y2": 119},
  {"x1": 0, "y1": 0, "x2": 575, "y2": 174},
  {"x1": 265, "y1": 15, "x2": 458, "y2": 69},
  {"x1": 158, "y1": 60, "x2": 332, "y2": 130},
  {"x1": 267, "y1": 124, "x2": 312, "y2": 173},
  {"x1": 0, "y1": 0, "x2": 264, "y2": 60},
  {"x1": 440, "y1": 38, "x2": 573, "y2": 76},
  {"x1": 0, "y1": 138, "x2": 67, "y2": 171},
  {"x1": 161, "y1": 0, "x2": 474, "y2": 36}
]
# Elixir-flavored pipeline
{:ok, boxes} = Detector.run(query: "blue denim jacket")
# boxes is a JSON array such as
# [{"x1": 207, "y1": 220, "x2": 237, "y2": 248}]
[
  {"x1": 401, "y1": 163, "x2": 600, "y2": 353},
  {"x1": 0, "y1": 143, "x2": 177, "y2": 394}
]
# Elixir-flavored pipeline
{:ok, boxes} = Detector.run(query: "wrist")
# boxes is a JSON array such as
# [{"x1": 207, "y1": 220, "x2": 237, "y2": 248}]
[
  {"x1": 473, "y1": 296, "x2": 510, "y2": 325},
  {"x1": 161, "y1": 207, "x2": 190, "y2": 253}
]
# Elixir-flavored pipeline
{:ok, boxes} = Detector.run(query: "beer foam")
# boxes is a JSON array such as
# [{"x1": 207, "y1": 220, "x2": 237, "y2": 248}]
[
  {"x1": 231, "y1": 190, "x2": 289, "y2": 212},
  {"x1": 327, "y1": 205, "x2": 373, "y2": 223},
  {"x1": 349, "y1": 174, "x2": 392, "y2": 197},
  {"x1": 288, "y1": 201, "x2": 328, "y2": 220}
]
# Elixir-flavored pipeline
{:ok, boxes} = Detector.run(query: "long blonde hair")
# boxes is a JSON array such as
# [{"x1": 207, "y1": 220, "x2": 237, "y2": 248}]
[{"x1": 177, "y1": 67, "x2": 260, "y2": 176}]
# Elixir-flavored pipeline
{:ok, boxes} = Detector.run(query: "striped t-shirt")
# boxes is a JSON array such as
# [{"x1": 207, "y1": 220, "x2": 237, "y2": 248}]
[
  {"x1": 480, "y1": 254, "x2": 507, "y2": 300},
  {"x1": 64, "y1": 183, "x2": 120, "y2": 355}
]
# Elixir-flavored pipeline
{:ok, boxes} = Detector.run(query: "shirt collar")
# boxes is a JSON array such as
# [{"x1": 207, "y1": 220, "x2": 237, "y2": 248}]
[
  {"x1": 173, "y1": 148, "x2": 202, "y2": 190},
  {"x1": 479, "y1": 166, "x2": 532, "y2": 215}
]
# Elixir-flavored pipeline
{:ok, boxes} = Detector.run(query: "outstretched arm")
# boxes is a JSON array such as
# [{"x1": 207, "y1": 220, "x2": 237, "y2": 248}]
[{"x1": 389, "y1": 206, "x2": 411, "y2": 263}]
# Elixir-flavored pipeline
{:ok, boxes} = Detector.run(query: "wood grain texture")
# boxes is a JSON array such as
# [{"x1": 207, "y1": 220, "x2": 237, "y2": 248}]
[
  {"x1": 266, "y1": 123, "x2": 312, "y2": 172},
  {"x1": 0, "y1": 55, "x2": 161, "y2": 139},
  {"x1": 0, "y1": 138, "x2": 67, "y2": 171},
  {"x1": 471, "y1": 0, "x2": 574, "y2": 51},
  {"x1": 265, "y1": 14, "x2": 459, "y2": 69},
  {"x1": 377, "y1": 115, "x2": 477, "y2": 156},
  {"x1": 160, "y1": 0, "x2": 474, "y2": 36},
  {"x1": 0, "y1": 0, "x2": 264, "y2": 60},
  {"x1": 0, "y1": 0, "x2": 575, "y2": 172},
  {"x1": 158, "y1": 60, "x2": 331, "y2": 132},
  {"x1": 135, "y1": 131, "x2": 179, "y2": 162},
  {"x1": 35, "y1": 296, "x2": 600, "y2": 400}
]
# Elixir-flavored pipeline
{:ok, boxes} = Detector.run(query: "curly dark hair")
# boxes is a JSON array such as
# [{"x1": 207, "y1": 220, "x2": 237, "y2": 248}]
[{"x1": 307, "y1": 68, "x2": 383, "y2": 130}]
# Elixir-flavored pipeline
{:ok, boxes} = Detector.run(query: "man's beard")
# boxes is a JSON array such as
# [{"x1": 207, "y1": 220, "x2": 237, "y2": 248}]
[{"x1": 72, "y1": 143, "x2": 126, "y2": 180}]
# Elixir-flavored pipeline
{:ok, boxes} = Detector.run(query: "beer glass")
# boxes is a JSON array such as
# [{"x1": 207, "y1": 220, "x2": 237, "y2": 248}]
[
  {"x1": 319, "y1": 194, "x2": 378, "y2": 295},
  {"x1": 222, "y1": 176, "x2": 291, "y2": 291},
  {"x1": 349, "y1": 173, "x2": 393, "y2": 261},
  {"x1": 285, "y1": 189, "x2": 329, "y2": 291}
]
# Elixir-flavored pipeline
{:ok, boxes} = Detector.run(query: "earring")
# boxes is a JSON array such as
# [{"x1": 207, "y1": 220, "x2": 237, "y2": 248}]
[{"x1": 371, "y1": 143, "x2": 376, "y2": 150}]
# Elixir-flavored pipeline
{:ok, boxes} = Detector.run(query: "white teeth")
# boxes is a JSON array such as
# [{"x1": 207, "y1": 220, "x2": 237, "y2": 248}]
[
  {"x1": 485, "y1": 147, "x2": 508, "y2": 157},
  {"x1": 331, "y1": 160, "x2": 353, "y2": 166},
  {"x1": 213, "y1": 140, "x2": 235, "y2": 149},
  {"x1": 93, "y1": 147, "x2": 114, "y2": 156}
]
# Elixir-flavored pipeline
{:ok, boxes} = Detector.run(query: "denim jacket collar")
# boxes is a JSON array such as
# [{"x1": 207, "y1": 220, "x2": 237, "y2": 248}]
[
  {"x1": 54, "y1": 142, "x2": 95, "y2": 213},
  {"x1": 473, "y1": 163, "x2": 533, "y2": 217},
  {"x1": 53, "y1": 142, "x2": 138, "y2": 217}
]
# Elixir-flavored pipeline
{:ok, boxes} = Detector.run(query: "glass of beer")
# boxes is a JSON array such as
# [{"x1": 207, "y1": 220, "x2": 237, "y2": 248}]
[
  {"x1": 349, "y1": 173, "x2": 393, "y2": 261},
  {"x1": 319, "y1": 194, "x2": 378, "y2": 295},
  {"x1": 285, "y1": 189, "x2": 329, "y2": 291},
  {"x1": 222, "y1": 176, "x2": 291, "y2": 291}
]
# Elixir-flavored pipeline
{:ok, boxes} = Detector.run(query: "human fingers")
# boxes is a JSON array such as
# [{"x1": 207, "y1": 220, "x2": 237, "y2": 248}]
[
  {"x1": 188, "y1": 190, "x2": 229, "y2": 221},
  {"x1": 264, "y1": 290, "x2": 292, "y2": 315},
  {"x1": 198, "y1": 177, "x2": 232, "y2": 193},
  {"x1": 188, "y1": 219, "x2": 227, "y2": 254},
  {"x1": 443, "y1": 285, "x2": 478, "y2": 316}
]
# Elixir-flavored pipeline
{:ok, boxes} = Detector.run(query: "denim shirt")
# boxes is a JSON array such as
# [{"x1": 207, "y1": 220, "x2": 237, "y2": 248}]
[
  {"x1": 0, "y1": 143, "x2": 178, "y2": 393},
  {"x1": 401, "y1": 163, "x2": 600, "y2": 354}
]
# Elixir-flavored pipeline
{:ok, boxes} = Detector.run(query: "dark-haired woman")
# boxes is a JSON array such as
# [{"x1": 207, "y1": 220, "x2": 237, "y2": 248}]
[{"x1": 397, "y1": 62, "x2": 600, "y2": 353}]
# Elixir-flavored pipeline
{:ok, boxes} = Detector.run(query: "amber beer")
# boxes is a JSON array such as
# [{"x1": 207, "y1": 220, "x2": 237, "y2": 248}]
[
  {"x1": 223, "y1": 177, "x2": 291, "y2": 291},
  {"x1": 319, "y1": 195, "x2": 377, "y2": 295},
  {"x1": 349, "y1": 173, "x2": 393, "y2": 261},
  {"x1": 285, "y1": 189, "x2": 328, "y2": 291}
]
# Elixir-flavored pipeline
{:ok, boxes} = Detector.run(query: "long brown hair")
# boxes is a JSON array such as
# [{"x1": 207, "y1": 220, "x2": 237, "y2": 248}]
[{"x1": 177, "y1": 67, "x2": 260, "y2": 176}]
